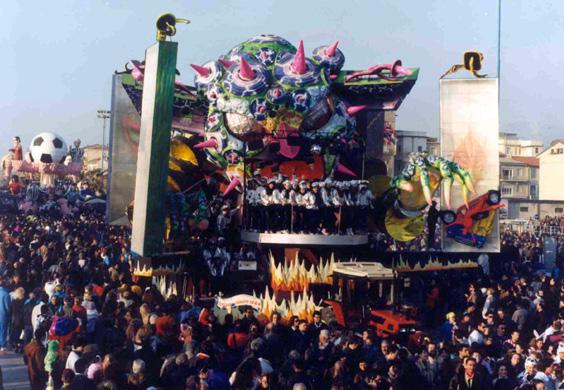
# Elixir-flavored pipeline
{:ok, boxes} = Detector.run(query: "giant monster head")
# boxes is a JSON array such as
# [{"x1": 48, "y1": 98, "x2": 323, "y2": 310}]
[{"x1": 190, "y1": 34, "x2": 413, "y2": 185}]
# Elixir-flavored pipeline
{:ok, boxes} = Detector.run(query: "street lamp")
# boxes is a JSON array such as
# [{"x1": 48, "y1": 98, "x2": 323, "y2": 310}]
[{"x1": 97, "y1": 110, "x2": 111, "y2": 172}]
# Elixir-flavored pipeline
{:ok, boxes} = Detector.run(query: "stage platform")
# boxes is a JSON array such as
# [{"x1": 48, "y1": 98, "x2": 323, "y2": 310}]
[{"x1": 240, "y1": 230, "x2": 369, "y2": 246}]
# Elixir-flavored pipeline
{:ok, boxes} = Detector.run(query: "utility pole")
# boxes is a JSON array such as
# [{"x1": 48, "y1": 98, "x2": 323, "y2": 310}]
[
  {"x1": 97, "y1": 109, "x2": 111, "y2": 173},
  {"x1": 497, "y1": 0, "x2": 502, "y2": 103}
]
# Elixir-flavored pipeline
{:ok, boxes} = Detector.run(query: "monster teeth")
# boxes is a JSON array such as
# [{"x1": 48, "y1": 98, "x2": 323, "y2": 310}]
[
  {"x1": 291, "y1": 40, "x2": 307, "y2": 74},
  {"x1": 191, "y1": 64, "x2": 211, "y2": 78},
  {"x1": 325, "y1": 40, "x2": 339, "y2": 57},
  {"x1": 238, "y1": 57, "x2": 256, "y2": 81}
]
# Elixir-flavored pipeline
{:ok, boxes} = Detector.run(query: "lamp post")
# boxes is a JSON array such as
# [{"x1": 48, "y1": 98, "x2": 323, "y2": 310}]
[{"x1": 97, "y1": 110, "x2": 111, "y2": 173}]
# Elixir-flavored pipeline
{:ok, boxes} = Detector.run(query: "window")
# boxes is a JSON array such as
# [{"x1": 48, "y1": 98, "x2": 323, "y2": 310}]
[
  {"x1": 417, "y1": 146, "x2": 423, "y2": 152},
  {"x1": 502, "y1": 169, "x2": 513, "y2": 179},
  {"x1": 530, "y1": 185, "x2": 537, "y2": 199},
  {"x1": 501, "y1": 187, "x2": 513, "y2": 196},
  {"x1": 520, "y1": 206, "x2": 529, "y2": 212},
  {"x1": 556, "y1": 207, "x2": 564, "y2": 213},
  {"x1": 371, "y1": 315, "x2": 385, "y2": 325},
  {"x1": 535, "y1": 147, "x2": 540, "y2": 154},
  {"x1": 530, "y1": 168, "x2": 537, "y2": 179},
  {"x1": 559, "y1": 148, "x2": 564, "y2": 154}
]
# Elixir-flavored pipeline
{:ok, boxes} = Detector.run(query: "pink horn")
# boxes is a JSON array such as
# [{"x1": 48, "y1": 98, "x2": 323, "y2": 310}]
[
  {"x1": 223, "y1": 177, "x2": 241, "y2": 196},
  {"x1": 325, "y1": 40, "x2": 339, "y2": 57},
  {"x1": 191, "y1": 64, "x2": 211, "y2": 78},
  {"x1": 194, "y1": 139, "x2": 218, "y2": 149},
  {"x1": 291, "y1": 40, "x2": 307, "y2": 74},
  {"x1": 238, "y1": 57, "x2": 256, "y2": 81},
  {"x1": 347, "y1": 105, "x2": 366, "y2": 116},
  {"x1": 219, "y1": 59, "x2": 235, "y2": 68},
  {"x1": 336, "y1": 162, "x2": 357, "y2": 177}
]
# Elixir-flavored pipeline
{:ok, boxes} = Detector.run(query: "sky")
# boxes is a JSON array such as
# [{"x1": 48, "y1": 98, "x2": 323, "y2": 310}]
[{"x1": 1, "y1": 0, "x2": 563, "y2": 154}]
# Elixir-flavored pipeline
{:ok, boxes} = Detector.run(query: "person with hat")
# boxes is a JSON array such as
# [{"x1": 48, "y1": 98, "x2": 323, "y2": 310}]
[
  {"x1": 356, "y1": 182, "x2": 375, "y2": 234},
  {"x1": 280, "y1": 179, "x2": 294, "y2": 233},
  {"x1": 257, "y1": 178, "x2": 270, "y2": 232},
  {"x1": 341, "y1": 181, "x2": 355, "y2": 235},
  {"x1": 245, "y1": 180, "x2": 259, "y2": 232},
  {"x1": 217, "y1": 203, "x2": 240, "y2": 238},
  {"x1": 304, "y1": 182, "x2": 318, "y2": 234},
  {"x1": 517, "y1": 357, "x2": 547, "y2": 387},
  {"x1": 311, "y1": 182, "x2": 324, "y2": 234},
  {"x1": 320, "y1": 178, "x2": 334, "y2": 234},
  {"x1": 331, "y1": 181, "x2": 345, "y2": 234},
  {"x1": 295, "y1": 181, "x2": 309, "y2": 233},
  {"x1": 268, "y1": 178, "x2": 283, "y2": 232}
]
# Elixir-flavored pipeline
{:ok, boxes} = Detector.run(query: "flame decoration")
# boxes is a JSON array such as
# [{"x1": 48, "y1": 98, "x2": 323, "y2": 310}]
[
  {"x1": 254, "y1": 286, "x2": 320, "y2": 322},
  {"x1": 152, "y1": 274, "x2": 178, "y2": 298},
  {"x1": 269, "y1": 252, "x2": 336, "y2": 292},
  {"x1": 131, "y1": 261, "x2": 183, "y2": 277}
]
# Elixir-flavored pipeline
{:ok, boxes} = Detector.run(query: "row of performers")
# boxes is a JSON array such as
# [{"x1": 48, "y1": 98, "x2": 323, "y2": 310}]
[{"x1": 244, "y1": 177, "x2": 375, "y2": 235}]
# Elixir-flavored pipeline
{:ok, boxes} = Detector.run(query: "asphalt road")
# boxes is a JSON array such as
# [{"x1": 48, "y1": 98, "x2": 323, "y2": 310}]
[{"x1": 0, "y1": 351, "x2": 30, "y2": 390}]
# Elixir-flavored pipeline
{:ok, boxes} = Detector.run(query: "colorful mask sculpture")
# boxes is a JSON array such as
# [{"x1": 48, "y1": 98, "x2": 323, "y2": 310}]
[{"x1": 189, "y1": 35, "x2": 413, "y2": 187}]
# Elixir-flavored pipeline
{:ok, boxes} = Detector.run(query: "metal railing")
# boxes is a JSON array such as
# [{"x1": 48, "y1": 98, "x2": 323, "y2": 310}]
[{"x1": 500, "y1": 220, "x2": 564, "y2": 236}]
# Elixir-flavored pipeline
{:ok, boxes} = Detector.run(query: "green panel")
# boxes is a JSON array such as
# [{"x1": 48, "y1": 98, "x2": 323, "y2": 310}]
[{"x1": 131, "y1": 41, "x2": 178, "y2": 256}]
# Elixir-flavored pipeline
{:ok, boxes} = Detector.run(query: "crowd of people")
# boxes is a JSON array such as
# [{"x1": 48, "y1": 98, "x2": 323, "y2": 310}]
[
  {"x1": 2, "y1": 174, "x2": 105, "y2": 217},
  {"x1": 1, "y1": 174, "x2": 564, "y2": 389},
  {"x1": 245, "y1": 175, "x2": 375, "y2": 235}
]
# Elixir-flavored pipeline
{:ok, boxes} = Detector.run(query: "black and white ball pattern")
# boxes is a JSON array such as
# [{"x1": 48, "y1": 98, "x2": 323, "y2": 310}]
[{"x1": 29, "y1": 132, "x2": 68, "y2": 164}]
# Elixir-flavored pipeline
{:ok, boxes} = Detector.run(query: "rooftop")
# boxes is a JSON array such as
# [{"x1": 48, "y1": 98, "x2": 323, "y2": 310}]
[{"x1": 512, "y1": 156, "x2": 540, "y2": 167}]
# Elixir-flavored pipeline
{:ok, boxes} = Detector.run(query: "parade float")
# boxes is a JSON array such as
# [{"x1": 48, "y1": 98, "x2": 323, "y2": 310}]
[
  {"x1": 108, "y1": 15, "x2": 501, "y2": 322},
  {"x1": 2, "y1": 132, "x2": 82, "y2": 186}
]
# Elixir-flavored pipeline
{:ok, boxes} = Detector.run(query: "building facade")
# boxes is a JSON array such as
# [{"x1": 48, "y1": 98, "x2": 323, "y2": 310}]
[
  {"x1": 499, "y1": 132, "x2": 543, "y2": 157},
  {"x1": 82, "y1": 144, "x2": 108, "y2": 172},
  {"x1": 500, "y1": 157, "x2": 539, "y2": 200},
  {"x1": 395, "y1": 130, "x2": 438, "y2": 173},
  {"x1": 539, "y1": 140, "x2": 564, "y2": 201}
]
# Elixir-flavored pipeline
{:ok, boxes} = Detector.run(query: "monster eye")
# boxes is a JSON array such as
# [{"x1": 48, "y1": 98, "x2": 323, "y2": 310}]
[
  {"x1": 224, "y1": 113, "x2": 263, "y2": 140},
  {"x1": 290, "y1": 90, "x2": 310, "y2": 113}
]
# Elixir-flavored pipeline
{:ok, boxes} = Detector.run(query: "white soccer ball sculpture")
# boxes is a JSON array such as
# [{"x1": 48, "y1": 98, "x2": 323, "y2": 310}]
[{"x1": 29, "y1": 132, "x2": 68, "y2": 164}]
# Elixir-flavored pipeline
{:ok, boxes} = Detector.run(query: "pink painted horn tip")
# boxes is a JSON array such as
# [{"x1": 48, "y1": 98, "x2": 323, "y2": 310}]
[
  {"x1": 223, "y1": 177, "x2": 241, "y2": 196},
  {"x1": 194, "y1": 139, "x2": 218, "y2": 149},
  {"x1": 347, "y1": 105, "x2": 366, "y2": 116},
  {"x1": 191, "y1": 64, "x2": 211, "y2": 78},
  {"x1": 291, "y1": 40, "x2": 307, "y2": 74},
  {"x1": 336, "y1": 162, "x2": 357, "y2": 177},
  {"x1": 219, "y1": 59, "x2": 235, "y2": 68},
  {"x1": 325, "y1": 40, "x2": 339, "y2": 57},
  {"x1": 238, "y1": 57, "x2": 256, "y2": 81}
]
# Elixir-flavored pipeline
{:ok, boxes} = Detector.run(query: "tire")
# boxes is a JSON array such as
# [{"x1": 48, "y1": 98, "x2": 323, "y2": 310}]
[
  {"x1": 440, "y1": 210, "x2": 456, "y2": 224},
  {"x1": 486, "y1": 190, "x2": 501, "y2": 205}
]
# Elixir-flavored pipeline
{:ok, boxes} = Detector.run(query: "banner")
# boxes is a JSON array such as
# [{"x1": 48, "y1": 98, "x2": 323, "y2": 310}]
[
  {"x1": 216, "y1": 294, "x2": 262, "y2": 310},
  {"x1": 440, "y1": 79, "x2": 500, "y2": 252}
]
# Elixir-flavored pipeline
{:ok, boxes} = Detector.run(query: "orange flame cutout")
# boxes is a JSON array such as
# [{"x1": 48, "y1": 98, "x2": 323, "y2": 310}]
[
  {"x1": 254, "y1": 286, "x2": 320, "y2": 322},
  {"x1": 269, "y1": 252, "x2": 335, "y2": 292}
]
